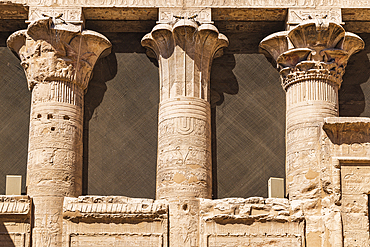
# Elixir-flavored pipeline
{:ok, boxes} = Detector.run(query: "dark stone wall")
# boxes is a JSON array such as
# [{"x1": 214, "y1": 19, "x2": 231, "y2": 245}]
[{"x1": 0, "y1": 32, "x2": 369, "y2": 199}]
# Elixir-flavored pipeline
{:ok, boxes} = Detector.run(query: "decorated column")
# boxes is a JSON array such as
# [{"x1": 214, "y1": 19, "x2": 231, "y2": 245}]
[
  {"x1": 260, "y1": 19, "x2": 364, "y2": 246},
  {"x1": 142, "y1": 19, "x2": 228, "y2": 200},
  {"x1": 7, "y1": 17, "x2": 111, "y2": 246},
  {"x1": 142, "y1": 18, "x2": 228, "y2": 246}
]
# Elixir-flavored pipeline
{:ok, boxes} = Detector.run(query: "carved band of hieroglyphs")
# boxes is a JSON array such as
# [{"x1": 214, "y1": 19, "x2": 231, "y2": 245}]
[
  {"x1": 158, "y1": 145, "x2": 211, "y2": 169},
  {"x1": 28, "y1": 119, "x2": 83, "y2": 150},
  {"x1": 287, "y1": 8, "x2": 342, "y2": 25},
  {"x1": 286, "y1": 149, "x2": 318, "y2": 174},
  {"x1": 341, "y1": 166, "x2": 370, "y2": 194},
  {"x1": 64, "y1": 197, "x2": 168, "y2": 215},
  {"x1": 29, "y1": 7, "x2": 82, "y2": 22},
  {"x1": 286, "y1": 126, "x2": 318, "y2": 146},
  {"x1": 10, "y1": 0, "x2": 370, "y2": 8},
  {"x1": 159, "y1": 8, "x2": 211, "y2": 24}
]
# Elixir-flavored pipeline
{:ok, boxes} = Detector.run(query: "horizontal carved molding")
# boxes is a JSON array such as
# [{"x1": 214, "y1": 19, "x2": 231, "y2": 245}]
[
  {"x1": 63, "y1": 197, "x2": 168, "y2": 218},
  {"x1": 0, "y1": 196, "x2": 30, "y2": 215},
  {"x1": 6, "y1": 0, "x2": 370, "y2": 8}
]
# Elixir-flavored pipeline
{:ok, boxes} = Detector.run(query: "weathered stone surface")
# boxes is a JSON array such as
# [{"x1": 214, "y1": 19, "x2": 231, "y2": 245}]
[
  {"x1": 199, "y1": 198, "x2": 304, "y2": 246},
  {"x1": 320, "y1": 117, "x2": 370, "y2": 246},
  {"x1": 1, "y1": 2, "x2": 370, "y2": 247},
  {"x1": 7, "y1": 17, "x2": 111, "y2": 247}
]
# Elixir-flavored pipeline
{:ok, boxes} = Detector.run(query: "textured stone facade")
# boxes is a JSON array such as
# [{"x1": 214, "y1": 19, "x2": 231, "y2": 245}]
[{"x1": 0, "y1": 2, "x2": 370, "y2": 247}]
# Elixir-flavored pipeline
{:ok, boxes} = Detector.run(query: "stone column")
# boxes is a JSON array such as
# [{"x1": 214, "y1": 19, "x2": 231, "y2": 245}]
[
  {"x1": 142, "y1": 20, "x2": 228, "y2": 200},
  {"x1": 142, "y1": 18, "x2": 228, "y2": 246},
  {"x1": 7, "y1": 17, "x2": 111, "y2": 247},
  {"x1": 260, "y1": 20, "x2": 364, "y2": 246}
]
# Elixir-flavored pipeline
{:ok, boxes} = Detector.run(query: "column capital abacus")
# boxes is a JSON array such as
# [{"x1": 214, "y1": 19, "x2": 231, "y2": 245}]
[
  {"x1": 7, "y1": 17, "x2": 111, "y2": 91},
  {"x1": 259, "y1": 20, "x2": 364, "y2": 91}
]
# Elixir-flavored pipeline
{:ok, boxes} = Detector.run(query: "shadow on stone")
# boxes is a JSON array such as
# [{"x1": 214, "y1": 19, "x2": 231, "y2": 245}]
[
  {"x1": 82, "y1": 51, "x2": 118, "y2": 195},
  {"x1": 340, "y1": 33, "x2": 370, "y2": 117}
]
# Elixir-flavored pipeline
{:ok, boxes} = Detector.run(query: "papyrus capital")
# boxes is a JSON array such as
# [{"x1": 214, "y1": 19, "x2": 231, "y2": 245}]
[
  {"x1": 260, "y1": 20, "x2": 364, "y2": 90},
  {"x1": 7, "y1": 17, "x2": 111, "y2": 91}
]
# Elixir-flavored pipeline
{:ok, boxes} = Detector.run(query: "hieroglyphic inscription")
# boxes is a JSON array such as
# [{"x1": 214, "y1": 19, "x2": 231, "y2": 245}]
[
  {"x1": 157, "y1": 115, "x2": 211, "y2": 199},
  {"x1": 287, "y1": 8, "x2": 342, "y2": 25},
  {"x1": 29, "y1": 7, "x2": 82, "y2": 22},
  {"x1": 341, "y1": 164, "x2": 370, "y2": 247},
  {"x1": 158, "y1": 8, "x2": 211, "y2": 24}
]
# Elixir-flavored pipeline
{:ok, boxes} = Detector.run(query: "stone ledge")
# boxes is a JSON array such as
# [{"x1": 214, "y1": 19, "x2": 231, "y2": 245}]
[
  {"x1": 0, "y1": 195, "x2": 30, "y2": 215},
  {"x1": 63, "y1": 196, "x2": 168, "y2": 219},
  {"x1": 199, "y1": 197, "x2": 303, "y2": 223},
  {"x1": 323, "y1": 117, "x2": 370, "y2": 144}
]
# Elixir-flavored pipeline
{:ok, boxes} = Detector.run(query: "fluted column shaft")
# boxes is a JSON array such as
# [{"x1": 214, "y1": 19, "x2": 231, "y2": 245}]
[
  {"x1": 142, "y1": 20, "x2": 228, "y2": 200},
  {"x1": 7, "y1": 17, "x2": 111, "y2": 247}
]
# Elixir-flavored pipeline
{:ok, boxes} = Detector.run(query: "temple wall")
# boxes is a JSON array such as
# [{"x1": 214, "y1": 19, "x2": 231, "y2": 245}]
[{"x1": 1, "y1": 4, "x2": 370, "y2": 247}]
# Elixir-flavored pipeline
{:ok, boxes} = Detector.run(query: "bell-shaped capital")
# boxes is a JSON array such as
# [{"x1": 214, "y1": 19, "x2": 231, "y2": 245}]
[{"x1": 7, "y1": 17, "x2": 112, "y2": 91}]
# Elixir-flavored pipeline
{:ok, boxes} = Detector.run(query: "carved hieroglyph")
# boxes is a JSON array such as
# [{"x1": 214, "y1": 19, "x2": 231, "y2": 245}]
[
  {"x1": 7, "y1": 17, "x2": 111, "y2": 247},
  {"x1": 142, "y1": 19, "x2": 228, "y2": 200},
  {"x1": 260, "y1": 19, "x2": 364, "y2": 246}
]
